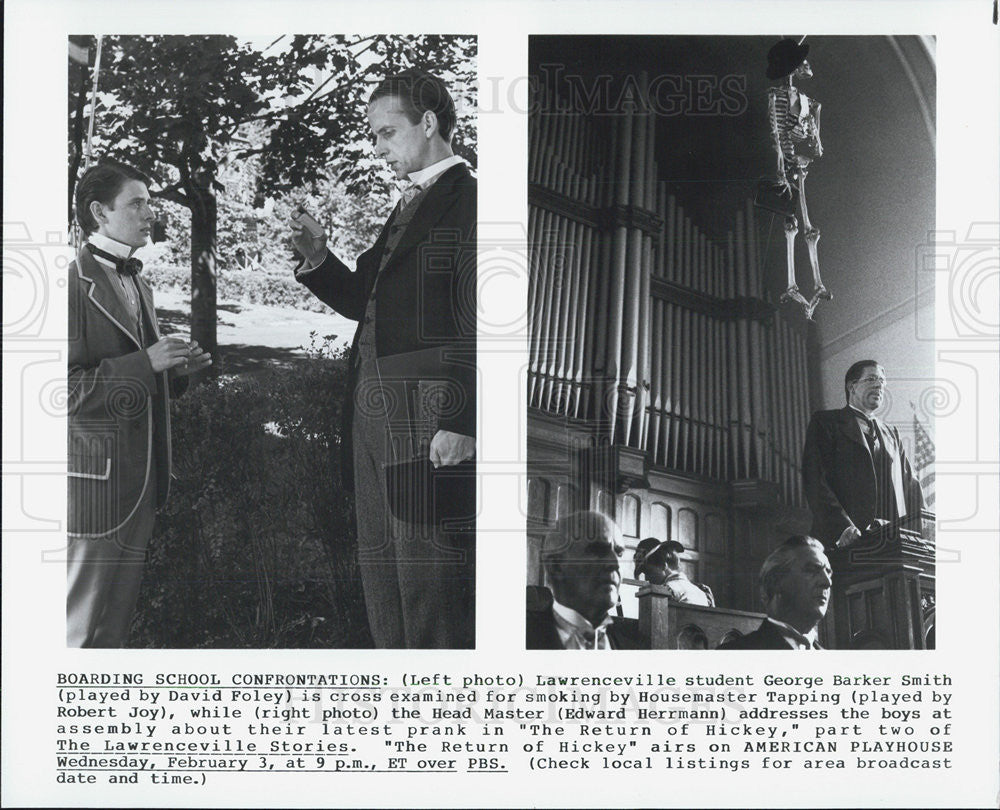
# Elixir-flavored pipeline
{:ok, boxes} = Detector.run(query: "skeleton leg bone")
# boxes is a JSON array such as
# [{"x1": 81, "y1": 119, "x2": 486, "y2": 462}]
[
  {"x1": 780, "y1": 214, "x2": 802, "y2": 302},
  {"x1": 780, "y1": 212, "x2": 821, "y2": 318},
  {"x1": 797, "y1": 168, "x2": 831, "y2": 302}
]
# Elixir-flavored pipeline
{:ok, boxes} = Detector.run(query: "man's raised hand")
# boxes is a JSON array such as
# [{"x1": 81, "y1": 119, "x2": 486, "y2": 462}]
[{"x1": 290, "y1": 220, "x2": 328, "y2": 267}]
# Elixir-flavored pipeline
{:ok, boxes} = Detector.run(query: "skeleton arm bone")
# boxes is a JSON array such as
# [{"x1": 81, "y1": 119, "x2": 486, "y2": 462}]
[
  {"x1": 812, "y1": 100, "x2": 823, "y2": 157},
  {"x1": 767, "y1": 88, "x2": 792, "y2": 195}
]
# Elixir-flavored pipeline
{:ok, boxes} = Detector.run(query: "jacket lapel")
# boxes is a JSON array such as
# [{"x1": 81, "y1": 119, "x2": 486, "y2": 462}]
[
  {"x1": 762, "y1": 619, "x2": 812, "y2": 650},
  {"x1": 370, "y1": 203, "x2": 400, "y2": 258},
  {"x1": 761, "y1": 620, "x2": 795, "y2": 649},
  {"x1": 838, "y1": 406, "x2": 869, "y2": 453},
  {"x1": 76, "y1": 248, "x2": 143, "y2": 349},
  {"x1": 136, "y1": 275, "x2": 160, "y2": 344},
  {"x1": 359, "y1": 203, "x2": 400, "y2": 283},
  {"x1": 843, "y1": 408, "x2": 907, "y2": 516},
  {"x1": 876, "y1": 419, "x2": 908, "y2": 515},
  {"x1": 380, "y1": 164, "x2": 467, "y2": 274}
]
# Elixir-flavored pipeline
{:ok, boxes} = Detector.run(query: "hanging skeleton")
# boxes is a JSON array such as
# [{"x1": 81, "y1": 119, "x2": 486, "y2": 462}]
[{"x1": 764, "y1": 37, "x2": 831, "y2": 319}]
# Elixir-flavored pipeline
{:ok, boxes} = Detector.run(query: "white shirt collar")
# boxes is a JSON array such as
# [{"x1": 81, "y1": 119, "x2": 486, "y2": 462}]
[
  {"x1": 551, "y1": 598, "x2": 614, "y2": 649},
  {"x1": 89, "y1": 232, "x2": 137, "y2": 262},
  {"x1": 848, "y1": 404, "x2": 877, "y2": 422},
  {"x1": 551, "y1": 598, "x2": 612, "y2": 630},
  {"x1": 407, "y1": 154, "x2": 464, "y2": 189}
]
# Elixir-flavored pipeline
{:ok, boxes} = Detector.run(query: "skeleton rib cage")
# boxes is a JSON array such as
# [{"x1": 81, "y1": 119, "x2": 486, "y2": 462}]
[{"x1": 769, "y1": 85, "x2": 823, "y2": 172}]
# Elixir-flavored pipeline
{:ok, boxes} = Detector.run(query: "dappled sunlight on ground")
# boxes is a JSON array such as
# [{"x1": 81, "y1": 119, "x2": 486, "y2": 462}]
[{"x1": 156, "y1": 288, "x2": 353, "y2": 373}]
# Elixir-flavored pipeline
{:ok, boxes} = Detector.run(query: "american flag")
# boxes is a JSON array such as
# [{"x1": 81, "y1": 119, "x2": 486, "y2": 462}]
[{"x1": 912, "y1": 409, "x2": 936, "y2": 509}]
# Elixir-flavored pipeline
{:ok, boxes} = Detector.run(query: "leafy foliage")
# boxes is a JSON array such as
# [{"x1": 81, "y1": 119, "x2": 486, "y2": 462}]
[
  {"x1": 130, "y1": 339, "x2": 372, "y2": 648},
  {"x1": 140, "y1": 155, "x2": 390, "y2": 309},
  {"x1": 254, "y1": 34, "x2": 478, "y2": 195},
  {"x1": 64, "y1": 36, "x2": 479, "y2": 645},
  {"x1": 69, "y1": 34, "x2": 476, "y2": 355},
  {"x1": 70, "y1": 33, "x2": 477, "y2": 227}
]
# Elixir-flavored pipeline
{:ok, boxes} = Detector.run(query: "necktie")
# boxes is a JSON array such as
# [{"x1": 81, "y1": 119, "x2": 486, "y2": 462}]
[
  {"x1": 88, "y1": 244, "x2": 142, "y2": 276},
  {"x1": 401, "y1": 183, "x2": 422, "y2": 207},
  {"x1": 580, "y1": 625, "x2": 609, "y2": 650},
  {"x1": 863, "y1": 416, "x2": 881, "y2": 456}
]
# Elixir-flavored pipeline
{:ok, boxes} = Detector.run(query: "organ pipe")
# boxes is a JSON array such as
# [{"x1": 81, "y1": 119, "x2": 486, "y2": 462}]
[{"x1": 527, "y1": 75, "x2": 811, "y2": 500}]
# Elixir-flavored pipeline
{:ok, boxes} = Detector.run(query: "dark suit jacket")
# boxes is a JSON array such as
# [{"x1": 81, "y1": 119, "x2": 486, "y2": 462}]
[
  {"x1": 68, "y1": 246, "x2": 185, "y2": 536},
  {"x1": 717, "y1": 619, "x2": 806, "y2": 650},
  {"x1": 297, "y1": 163, "x2": 477, "y2": 486},
  {"x1": 802, "y1": 407, "x2": 924, "y2": 547},
  {"x1": 525, "y1": 587, "x2": 646, "y2": 650}
]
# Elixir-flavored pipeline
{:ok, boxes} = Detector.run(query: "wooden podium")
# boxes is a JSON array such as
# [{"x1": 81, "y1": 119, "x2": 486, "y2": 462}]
[{"x1": 826, "y1": 510, "x2": 936, "y2": 650}]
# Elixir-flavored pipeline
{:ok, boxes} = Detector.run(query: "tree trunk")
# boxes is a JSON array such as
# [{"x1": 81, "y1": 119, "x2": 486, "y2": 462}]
[
  {"x1": 188, "y1": 168, "x2": 218, "y2": 376},
  {"x1": 69, "y1": 65, "x2": 88, "y2": 233}
]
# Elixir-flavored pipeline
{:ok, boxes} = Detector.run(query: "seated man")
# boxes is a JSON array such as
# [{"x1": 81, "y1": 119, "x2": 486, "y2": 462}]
[
  {"x1": 633, "y1": 537, "x2": 714, "y2": 606},
  {"x1": 526, "y1": 511, "x2": 643, "y2": 650},
  {"x1": 718, "y1": 535, "x2": 832, "y2": 650}
]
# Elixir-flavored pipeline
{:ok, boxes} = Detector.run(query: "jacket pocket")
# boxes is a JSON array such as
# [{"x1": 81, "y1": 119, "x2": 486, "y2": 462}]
[
  {"x1": 68, "y1": 455, "x2": 112, "y2": 480},
  {"x1": 68, "y1": 431, "x2": 115, "y2": 480}
]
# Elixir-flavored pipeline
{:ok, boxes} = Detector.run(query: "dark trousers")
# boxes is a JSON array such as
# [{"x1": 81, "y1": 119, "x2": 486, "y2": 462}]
[
  {"x1": 66, "y1": 468, "x2": 156, "y2": 647},
  {"x1": 352, "y1": 359, "x2": 474, "y2": 648}
]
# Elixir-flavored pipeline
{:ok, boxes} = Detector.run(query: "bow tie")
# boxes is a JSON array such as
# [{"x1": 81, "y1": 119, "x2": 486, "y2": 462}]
[{"x1": 88, "y1": 244, "x2": 142, "y2": 277}]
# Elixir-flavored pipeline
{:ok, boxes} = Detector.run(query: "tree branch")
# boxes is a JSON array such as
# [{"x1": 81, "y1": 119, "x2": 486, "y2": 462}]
[
  {"x1": 261, "y1": 35, "x2": 286, "y2": 53},
  {"x1": 223, "y1": 37, "x2": 383, "y2": 138},
  {"x1": 231, "y1": 146, "x2": 271, "y2": 160},
  {"x1": 152, "y1": 181, "x2": 190, "y2": 206}
]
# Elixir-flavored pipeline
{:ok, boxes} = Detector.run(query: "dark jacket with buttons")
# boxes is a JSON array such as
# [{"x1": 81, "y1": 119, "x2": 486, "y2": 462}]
[{"x1": 296, "y1": 163, "x2": 477, "y2": 488}]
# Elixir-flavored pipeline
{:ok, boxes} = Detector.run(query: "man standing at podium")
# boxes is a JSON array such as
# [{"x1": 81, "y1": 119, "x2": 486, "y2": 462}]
[{"x1": 802, "y1": 360, "x2": 925, "y2": 549}]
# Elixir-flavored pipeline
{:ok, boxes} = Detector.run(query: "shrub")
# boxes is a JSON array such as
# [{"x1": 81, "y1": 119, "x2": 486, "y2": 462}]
[
  {"x1": 130, "y1": 344, "x2": 372, "y2": 648},
  {"x1": 144, "y1": 260, "x2": 332, "y2": 313}
]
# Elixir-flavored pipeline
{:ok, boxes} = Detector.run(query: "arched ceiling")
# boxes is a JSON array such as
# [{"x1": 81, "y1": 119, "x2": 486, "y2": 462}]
[{"x1": 530, "y1": 35, "x2": 936, "y2": 347}]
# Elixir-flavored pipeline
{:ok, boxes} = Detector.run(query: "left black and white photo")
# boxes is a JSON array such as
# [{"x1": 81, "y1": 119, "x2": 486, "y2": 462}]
[{"x1": 66, "y1": 34, "x2": 478, "y2": 649}]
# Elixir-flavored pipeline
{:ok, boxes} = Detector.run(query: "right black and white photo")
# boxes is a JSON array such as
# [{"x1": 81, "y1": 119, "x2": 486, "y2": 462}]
[{"x1": 525, "y1": 35, "x2": 936, "y2": 651}]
